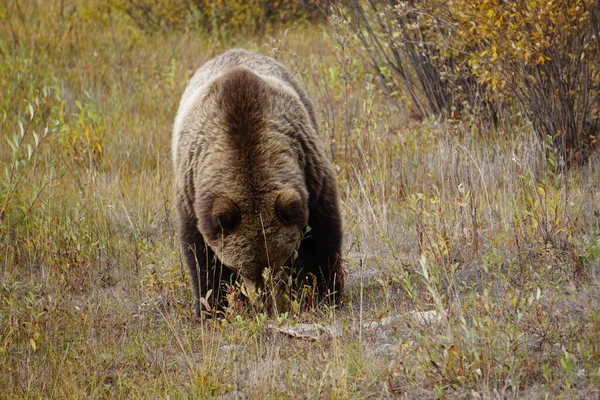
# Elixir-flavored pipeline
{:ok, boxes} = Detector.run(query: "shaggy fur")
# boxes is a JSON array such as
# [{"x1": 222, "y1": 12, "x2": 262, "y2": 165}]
[{"x1": 172, "y1": 49, "x2": 343, "y2": 315}]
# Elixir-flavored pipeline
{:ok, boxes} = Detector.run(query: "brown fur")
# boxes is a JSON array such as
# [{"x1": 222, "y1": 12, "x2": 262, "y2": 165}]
[{"x1": 172, "y1": 49, "x2": 343, "y2": 315}]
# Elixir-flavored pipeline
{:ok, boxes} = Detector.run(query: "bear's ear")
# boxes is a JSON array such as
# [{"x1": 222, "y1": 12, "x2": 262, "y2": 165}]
[
  {"x1": 212, "y1": 197, "x2": 241, "y2": 233},
  {"x1": 199, "y1": 197, "x2": 241, "y2": 240},
  {"x1": 275, "y1": 189, "x2": 308, "y2": 227}
]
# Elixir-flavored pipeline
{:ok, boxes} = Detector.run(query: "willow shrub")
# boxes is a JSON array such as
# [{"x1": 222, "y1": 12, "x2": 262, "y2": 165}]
[{"x1": 342, "y1": 0, "x2": 599, "y2": 164}]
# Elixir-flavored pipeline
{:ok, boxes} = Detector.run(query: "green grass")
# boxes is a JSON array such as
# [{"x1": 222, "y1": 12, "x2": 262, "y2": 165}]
[{"x1": 1, "y1": 1, "x2": 600, "y2": 398}]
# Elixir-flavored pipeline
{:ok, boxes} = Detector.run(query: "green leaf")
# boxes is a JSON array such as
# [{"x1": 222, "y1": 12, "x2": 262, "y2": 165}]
[
  {"x1": 6, "y1": 137, "x2": 17, "y2": 153},
  {"x1": 28, "y1": 102, "x2": 34, "y2": 121}
]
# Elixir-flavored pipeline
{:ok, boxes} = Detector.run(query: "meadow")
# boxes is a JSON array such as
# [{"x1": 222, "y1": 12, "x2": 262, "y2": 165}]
[{"x1": 1, "y1": 1, "x2": 599, "y2": 398}]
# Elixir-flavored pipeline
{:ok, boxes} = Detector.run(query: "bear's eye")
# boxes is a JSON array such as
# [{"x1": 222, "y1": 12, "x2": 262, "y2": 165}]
[
  {"x1": 275, "y1": 189, "x2": 307, "y2": 227},
  {"x1": 212, "y1": 197, "x2": 241, "y2": 234}
]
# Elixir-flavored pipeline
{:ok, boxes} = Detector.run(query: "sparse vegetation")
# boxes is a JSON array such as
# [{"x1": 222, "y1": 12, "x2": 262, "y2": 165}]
[{"x1": 1, "y1": 0, "x2": 599, "y2": 398}]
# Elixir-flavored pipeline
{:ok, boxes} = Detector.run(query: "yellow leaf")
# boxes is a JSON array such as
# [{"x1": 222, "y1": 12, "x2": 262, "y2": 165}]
[
  {"x1": 30, "y1": 338, "x2": 37, "y2": 352},
  {"x1": 537, "y1": 185, "x2": 546, "y2": 198}
]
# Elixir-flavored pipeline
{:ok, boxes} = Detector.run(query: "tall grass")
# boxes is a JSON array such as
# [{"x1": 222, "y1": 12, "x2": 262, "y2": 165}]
[{"x1": 1, "y1": 1, "x2": 599, "y2": 398}]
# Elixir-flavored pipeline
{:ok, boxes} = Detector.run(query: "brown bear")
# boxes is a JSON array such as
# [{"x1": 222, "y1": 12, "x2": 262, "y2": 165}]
[{"x1": 172, "y1": 49, "x2": 343, "y2": 316}]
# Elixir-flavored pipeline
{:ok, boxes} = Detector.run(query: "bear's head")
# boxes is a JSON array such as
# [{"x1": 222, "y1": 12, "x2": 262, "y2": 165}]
[{"x1": 197, "y1": 186, "x2": 308, "y2": 291}]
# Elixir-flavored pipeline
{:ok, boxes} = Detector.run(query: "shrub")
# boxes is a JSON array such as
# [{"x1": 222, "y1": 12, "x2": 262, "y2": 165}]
[
  {"x1": 451, "y1": 0, "x2": 600, "y2": 163},
  {"x1": 342, "y1": 0, "x2": 491, "y2": 121},
  {"x1": 108, "y1": 0, "x2": 332, "y2": 37},
  {"x1": 341, "y1": 0, "x2": 600, "y2": 163},
  {"x1": 0, "y1": 87, "x2": 62, "y2": 235}
]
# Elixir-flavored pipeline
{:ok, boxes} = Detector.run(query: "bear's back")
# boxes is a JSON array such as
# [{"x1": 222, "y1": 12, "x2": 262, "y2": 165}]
[{"x1": 172, "y1": 49, "x2": 316, "y2": 166}]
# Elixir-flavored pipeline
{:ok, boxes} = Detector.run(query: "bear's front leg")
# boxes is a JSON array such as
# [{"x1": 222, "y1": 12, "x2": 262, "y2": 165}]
[
  {"x1": 299, "y1": 183, "x2": 344, "y2": 306},
  {"x1": 177, "y1": 210, "x2": 207, "y2": 317}
]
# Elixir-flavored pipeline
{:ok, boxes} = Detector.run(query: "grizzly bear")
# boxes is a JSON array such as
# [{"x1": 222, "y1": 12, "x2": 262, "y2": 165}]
[{"x1": 172, "y1": 49, "x2": 343, "y2": 316}]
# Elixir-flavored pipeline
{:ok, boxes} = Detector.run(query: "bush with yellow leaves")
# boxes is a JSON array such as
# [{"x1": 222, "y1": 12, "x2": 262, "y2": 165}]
[{"x1": 343, "y1": 0, "x2": 599, "y2": 163}]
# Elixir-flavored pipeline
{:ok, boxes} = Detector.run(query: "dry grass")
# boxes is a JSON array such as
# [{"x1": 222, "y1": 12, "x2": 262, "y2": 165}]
[{"x1": 1, "y1": 1, "x2": 600, "y2": 398}]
